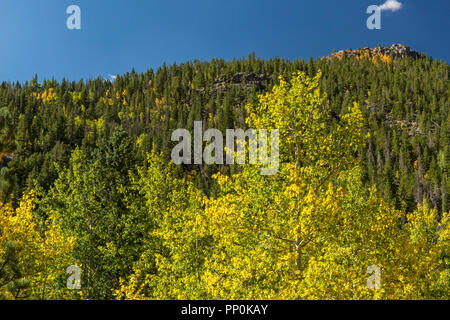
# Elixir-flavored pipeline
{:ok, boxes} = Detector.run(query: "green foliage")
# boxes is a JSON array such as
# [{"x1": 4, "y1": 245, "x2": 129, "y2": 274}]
[
  {"x1": 1, "y1": 52, "x2": 448, "y2": 212},
  {"x1": 40, "y1": 127, "x2": 139, "y2": 299},
  {"x1": 0, "y1": 241, "x2": 31, "y2": 300},
  {"x1": 0, "y1": 51, "x2": 448, "y2": 300}
]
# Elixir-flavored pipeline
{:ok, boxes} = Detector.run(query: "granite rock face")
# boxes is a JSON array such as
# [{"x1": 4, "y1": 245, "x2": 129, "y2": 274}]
[
  {"x1": 372, "y1": 44, "x2": 422, "y2": 59},
  {"x1": 329, "y1": 44, "x2": 423, "y2": 60}
]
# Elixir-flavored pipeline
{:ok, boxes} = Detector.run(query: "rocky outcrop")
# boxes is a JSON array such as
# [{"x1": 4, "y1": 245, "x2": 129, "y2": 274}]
[
  {"x1": 373, "y1": 44, "x2": 422, "y2": 59},
  {"x1": 0, "y1": 153, "x2": 13, "y2": 168},
  {"x1": 197, "y1": 72, "x2": 270, "y2": 97},
  {"x1": 328, "y1": 44, "x2": 423, "y2": 61}
]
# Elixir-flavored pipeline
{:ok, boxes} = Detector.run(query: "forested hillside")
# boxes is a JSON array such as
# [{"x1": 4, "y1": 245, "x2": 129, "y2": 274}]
[{"x1": 0, "y1": 45, "x2": 448, "y2": 299}]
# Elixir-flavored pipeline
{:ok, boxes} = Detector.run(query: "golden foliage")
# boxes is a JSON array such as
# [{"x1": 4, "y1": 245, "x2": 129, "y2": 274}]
[
  {"x1": 32, "y1": 88, "x2": 57, "y2": 104},
  {"x1": 0, "y1": 191, "x2": 76, "y2": 299}
]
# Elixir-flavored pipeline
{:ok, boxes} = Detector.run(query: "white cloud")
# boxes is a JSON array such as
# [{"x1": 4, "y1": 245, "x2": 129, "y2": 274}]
[
  {"x1": 108, "y1": 74, "x2": 117, "y2": 81},
  {"x1": 379, "y1": 0, "x2": 403, "y2": 12}
]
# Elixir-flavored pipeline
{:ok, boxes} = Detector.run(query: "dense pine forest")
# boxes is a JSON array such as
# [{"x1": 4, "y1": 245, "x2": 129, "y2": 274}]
[{"x1": 0, "y1": 45, "x2": 449, "y2": 300}]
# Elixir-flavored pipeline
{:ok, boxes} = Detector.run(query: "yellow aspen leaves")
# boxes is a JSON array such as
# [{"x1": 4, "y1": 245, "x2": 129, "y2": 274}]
[
  {"x1": 0, "y1": 191, "x2": 76, "y2": 299},
  {"x1": 32, "y1": 88, "x2": 57, "y2": 104}
]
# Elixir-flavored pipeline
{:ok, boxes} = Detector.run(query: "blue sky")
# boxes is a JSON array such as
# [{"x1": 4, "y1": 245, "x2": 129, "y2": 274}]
[{"x1": 0, "y1": 0, "x2": 448, "y2": 83}]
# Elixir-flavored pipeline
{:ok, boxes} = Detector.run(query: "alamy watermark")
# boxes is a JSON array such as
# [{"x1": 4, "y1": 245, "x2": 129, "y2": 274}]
[
  {"x1": 366, "y1": 5, "x2": 381, "y2": 30},
  {"x1": 66, "y1": 5, "x2": 81, "y2": 30},
  {"x1": 171, "y1": 121, "x2": 279, "y2": 175},
  {"x1": 66, "y1": 265, "x2": 81, "y2": 290},
  {"x1": 367, "y1": 265, "x2": 381, "y2": 290}
]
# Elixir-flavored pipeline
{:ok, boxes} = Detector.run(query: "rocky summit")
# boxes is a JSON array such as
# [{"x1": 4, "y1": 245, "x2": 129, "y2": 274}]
[{"x1": 328, "y1": 44, "x2": 423, "y2": 60}]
